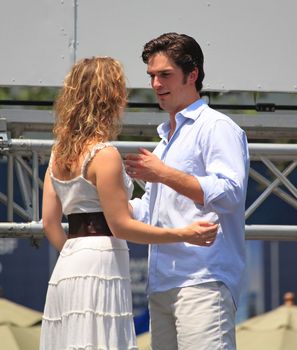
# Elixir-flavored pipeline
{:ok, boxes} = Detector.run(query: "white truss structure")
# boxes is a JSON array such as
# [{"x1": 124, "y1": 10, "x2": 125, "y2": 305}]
[{"x1": 0, "y1": 138, "x2": 297, "y2": 240}]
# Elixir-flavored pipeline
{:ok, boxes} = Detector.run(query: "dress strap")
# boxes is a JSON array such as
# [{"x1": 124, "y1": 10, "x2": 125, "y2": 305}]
[{"x1": 81, "y1": 142, "x2": 114, "y2": 177}]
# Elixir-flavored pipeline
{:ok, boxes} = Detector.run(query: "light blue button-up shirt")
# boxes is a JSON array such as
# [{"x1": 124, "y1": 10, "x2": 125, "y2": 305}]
[{"x1": 131, "y1": 99, "x2": 250, "y2": 307}]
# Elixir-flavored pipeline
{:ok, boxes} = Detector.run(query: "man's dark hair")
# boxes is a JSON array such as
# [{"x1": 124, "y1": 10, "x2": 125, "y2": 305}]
[{"x1": 142, "y1": 32, "x2": 205, "y2": 92}]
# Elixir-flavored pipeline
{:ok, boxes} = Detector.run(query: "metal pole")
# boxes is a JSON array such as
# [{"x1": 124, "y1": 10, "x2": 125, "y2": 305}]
[
  {"x1": 15, "y1": 159, "x2": 32, "y2": 217},
  {"x1": 0, "y1": 223, "x2": 297, "y2": 239},
  {"x1": 270, "y1": 242, "x2": 280, "y2": 309},
  {"x1": 0, "y1": 193, "x2": 30, "y2": 220},
  {"x1": 245, "y1": 161, "x2": 297, "y2": 219},
  {"x1": 31, "y1": 151, "x2": 39, "y2": 221},
  {"x1": 249, "y1": 168, "x2": 297, "y2": 210},
  {"x1": 261, "y1": 158, "x2": 297, "y2": 198},
  {"x1": 0, "y1": 222, "x2": 68, "y2": 238},
  {"x1": 16, "y1": 155, "x2": 44, "y2": 190},
  {"x1": 245, "y1": 225, "x2": 297, "y2": 241},
  {"x1": 7, "y1": 154, "x2": 13, "y2": 221}
]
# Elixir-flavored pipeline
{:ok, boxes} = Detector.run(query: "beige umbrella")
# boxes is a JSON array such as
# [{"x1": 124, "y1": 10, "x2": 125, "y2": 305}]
[
  {"x1": 236, "y1": 292, "x2": 297, "y2": 350},
  {"x1": 0, "y1": 298, "x2": 42, "y2": 350},
  {"x1": 137, "y1": 331, "x2": 151, "y2": 350}
]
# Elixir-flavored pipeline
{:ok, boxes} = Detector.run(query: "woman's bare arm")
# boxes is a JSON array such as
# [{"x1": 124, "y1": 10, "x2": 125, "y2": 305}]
[
  {"x1": 42, "y1": 169, "x2": 67, "y2": 251},
  {"x1": 91, "y1": 147, "x2": 218, "y2": 246}
]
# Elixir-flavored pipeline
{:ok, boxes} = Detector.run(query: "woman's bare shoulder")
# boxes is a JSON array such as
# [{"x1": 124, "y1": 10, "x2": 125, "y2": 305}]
[
  {"x1": 89, "y1": 144, "x2": 122, "y2": 176},
  {"x1": 93, "y1": 144, "x2": 121, "y2": 160}
]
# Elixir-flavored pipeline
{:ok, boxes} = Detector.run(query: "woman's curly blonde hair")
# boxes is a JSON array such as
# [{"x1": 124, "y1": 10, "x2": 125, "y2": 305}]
[{"x1": 52, "y1": 56, "x2": 127, "y2": 171}]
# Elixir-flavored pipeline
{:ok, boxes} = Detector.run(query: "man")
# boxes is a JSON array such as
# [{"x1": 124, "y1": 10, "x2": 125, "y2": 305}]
[{"x1": 125, "y1": 32, "x2": 250, "y2": 350}]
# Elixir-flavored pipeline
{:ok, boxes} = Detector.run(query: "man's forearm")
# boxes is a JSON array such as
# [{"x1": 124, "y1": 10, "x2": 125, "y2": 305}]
[{"x1": 125, "y1": 148, "x2": 204, "y2": 204}]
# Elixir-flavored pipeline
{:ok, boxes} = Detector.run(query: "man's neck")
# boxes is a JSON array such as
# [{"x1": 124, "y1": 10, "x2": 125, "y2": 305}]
[{"x1": 168, "y1": 94, "x2": 201, "y2": 136}]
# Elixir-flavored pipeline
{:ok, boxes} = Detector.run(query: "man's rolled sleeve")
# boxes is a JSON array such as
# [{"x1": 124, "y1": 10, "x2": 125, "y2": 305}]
[
  {"x1": 196, "y1": 174, "x2": 241, "y2": 213},
  {"x1": 195, "y1": 118, "x2": 249, "y2": 214}
]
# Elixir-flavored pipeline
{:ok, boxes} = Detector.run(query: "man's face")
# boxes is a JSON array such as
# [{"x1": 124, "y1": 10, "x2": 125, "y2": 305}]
[{"x1": 147, "y1": 53, "x2": 197, "y2": 116}]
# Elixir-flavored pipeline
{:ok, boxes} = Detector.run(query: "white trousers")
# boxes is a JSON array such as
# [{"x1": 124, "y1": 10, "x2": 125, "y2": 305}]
[{"x1": 149, "y1": 282, "x2": 236, "y2": 350}]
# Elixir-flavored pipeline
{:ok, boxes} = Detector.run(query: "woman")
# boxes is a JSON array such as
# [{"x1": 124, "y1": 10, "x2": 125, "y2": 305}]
[{"x1": 40, "y1": 56, "x2": 218, "y2": 349}]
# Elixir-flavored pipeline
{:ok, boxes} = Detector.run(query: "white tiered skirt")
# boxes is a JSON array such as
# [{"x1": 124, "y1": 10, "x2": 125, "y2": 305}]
[{"x1": 40, "y1": 236, "x2": 138, "y2": 350}]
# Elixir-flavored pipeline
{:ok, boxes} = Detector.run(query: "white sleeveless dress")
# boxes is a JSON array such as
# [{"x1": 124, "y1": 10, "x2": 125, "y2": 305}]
[{"x1": 39, "y1": 143, "x2": 138, "y2": 350}]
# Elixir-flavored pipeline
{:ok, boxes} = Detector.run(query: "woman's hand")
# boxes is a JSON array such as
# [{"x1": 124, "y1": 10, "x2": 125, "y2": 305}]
[{"x1": 184, "y1": 221, "x2": 219, "y2": 246}]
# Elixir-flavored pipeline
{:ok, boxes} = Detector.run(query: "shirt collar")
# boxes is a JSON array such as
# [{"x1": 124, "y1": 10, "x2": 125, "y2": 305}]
[{"x1": 157, "y1": 98, "x2": 207, "y2": 138}]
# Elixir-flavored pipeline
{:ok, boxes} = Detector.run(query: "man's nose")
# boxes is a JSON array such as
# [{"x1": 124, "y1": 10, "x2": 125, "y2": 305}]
[{"x1": 152, "y1": 76, "x2": 162, "y2": 89}]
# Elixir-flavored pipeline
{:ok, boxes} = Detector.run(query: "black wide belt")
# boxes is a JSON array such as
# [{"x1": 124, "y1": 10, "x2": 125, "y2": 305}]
[{"x1": 67, "y1": 212, "x2": 112, "y2": 238}]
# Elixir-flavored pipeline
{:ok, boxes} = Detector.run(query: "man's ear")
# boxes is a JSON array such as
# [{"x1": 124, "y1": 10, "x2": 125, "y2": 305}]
[{"x1": 188, "y1": 67, "x2": 199, "y2": 84}]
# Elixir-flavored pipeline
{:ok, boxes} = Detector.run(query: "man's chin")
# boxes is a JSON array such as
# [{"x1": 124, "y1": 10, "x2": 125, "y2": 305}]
[{"x1": 157, "y1": 101, "x2": 167, "y2": 111}]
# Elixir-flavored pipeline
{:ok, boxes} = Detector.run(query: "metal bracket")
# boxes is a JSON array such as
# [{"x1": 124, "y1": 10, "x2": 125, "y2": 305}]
[{"x1": 256, "y1": 103, "x2": 276, "y2": 112}]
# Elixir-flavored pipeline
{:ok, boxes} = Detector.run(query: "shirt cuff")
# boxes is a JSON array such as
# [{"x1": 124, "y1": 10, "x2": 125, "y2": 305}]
[
  {"x1": 195, "y1": 174, "x2": 225, "y2": 208},
  {"x1": 129, "y1": 198, "x2": 149, "y2": 223}
]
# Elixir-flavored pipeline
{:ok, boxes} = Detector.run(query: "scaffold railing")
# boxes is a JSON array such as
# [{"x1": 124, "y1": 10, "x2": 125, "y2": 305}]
[{"x1": 0, "y1": 139, "x2": 297, "y2": 240}]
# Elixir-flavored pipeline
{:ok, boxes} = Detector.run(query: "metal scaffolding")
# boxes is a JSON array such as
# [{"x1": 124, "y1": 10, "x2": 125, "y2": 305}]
[{"x1": 0, "y1": 112, "x2": 297, "y2": 240}]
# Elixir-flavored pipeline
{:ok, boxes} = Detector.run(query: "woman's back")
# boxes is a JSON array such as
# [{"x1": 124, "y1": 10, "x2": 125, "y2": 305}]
[{"x1": 49, "y1": 142, "x2": 134, "y2": 216}]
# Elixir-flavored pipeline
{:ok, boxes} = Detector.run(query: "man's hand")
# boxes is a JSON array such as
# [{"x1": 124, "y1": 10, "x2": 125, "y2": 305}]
[
  {"x1": 125, "y1": 147, "x2": 204, "y2": 205},
  {"x1": 125, "y1": 148, "x2": 167, "y2": 182}
]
